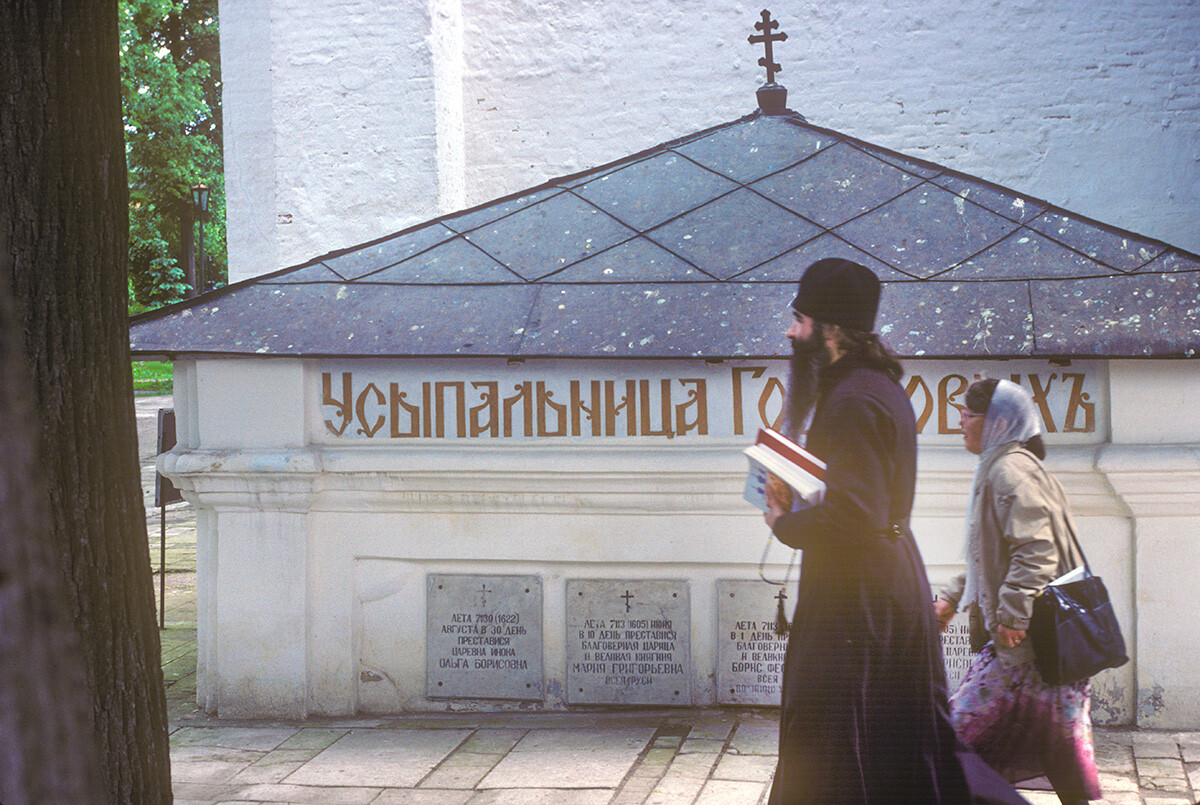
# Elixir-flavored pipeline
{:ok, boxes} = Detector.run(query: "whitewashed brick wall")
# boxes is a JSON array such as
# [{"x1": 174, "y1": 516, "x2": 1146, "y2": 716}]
[{"x1": 222, "y1": 0, "x2": 1200, "y2": 281}]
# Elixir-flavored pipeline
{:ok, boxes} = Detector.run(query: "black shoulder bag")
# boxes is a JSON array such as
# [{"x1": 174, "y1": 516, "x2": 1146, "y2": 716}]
[{"x1": 1028, "y1": 512, "x2": 1129, "y2": 686}]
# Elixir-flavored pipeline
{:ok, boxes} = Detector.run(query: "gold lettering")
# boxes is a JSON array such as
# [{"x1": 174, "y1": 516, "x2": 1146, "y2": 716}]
[
  {"x1": 537, "y1": 381, "x2": 568, "y2": 437},
  {"x1": 435, "y1": 382, "x2": 467, "y2": 438},
  {"x1": 320, "y1": 363, "x2": 1097, "y2": 442},
  {"x1": 470, "y1": 381, "x2": 499, "y2": 437},
  {"x1": 938, "y1": 374, "x2": 968, "y2": 434},
  {"x1": 322, "y1": 372, "x2": 353, "y2": 435},
  {"x1": 356, "y1": 382, "x2": 386, "y2": 437},
  {"x1": 675, "y1": 378, "x2": 708, "y2": 436},
  {"x1": 731, "y1": 367, "x2": 766, "y2": 435},
  {"x1": 904, "y1": 374, "x2": 934, "y2": 434},
  {"x1": 422, "y1": 382, "x2": 432, "y2": 438},
  {"x1": 1062, "y1": 373, "x2": 1095, "y2": 433},
  {"x1": 639, "y1": 379, "x2": 675, "y2": 438},
  {"x1": 1026, "y1": 374, "x2": 1058, "y2": 433},
  {"x1": 758, "y1": 376, "x2": 787, "y2": 431},
  {"x1": 604, "y1": 380, "x2": 636, "y2": 436},
  {"x1": 570, "y1": 380, "x2": 602, "y2": 436},
  {"x1": 503, "y1": 382, "x2": 532, "y2": 437},
  {"x1": 390, "y1": 383, "x2": 420, "y2": 437}
]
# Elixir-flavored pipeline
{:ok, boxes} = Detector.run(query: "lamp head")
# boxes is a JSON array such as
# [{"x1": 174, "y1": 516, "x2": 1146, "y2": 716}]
[{"x1": 191, "y1": 184, "x2": 210, "y2": 213}]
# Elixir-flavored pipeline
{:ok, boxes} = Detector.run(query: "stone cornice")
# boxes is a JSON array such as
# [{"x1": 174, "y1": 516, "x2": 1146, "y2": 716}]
[
  {"x1": 159, "y1": 448, "x2": 321, "y2": 512},
  {"x1": 155, "y1": 441, "x2": 1183, "y2": 519},
  {"x1": 914, "y1": 445, "x2": 1131, "y2": 519},
  {"x1": 1097, "y1": 444, "x2": 1200, "y2": 517},
  {"x1": 159, "y1": 444, "x2": 750, "y2": 514}
]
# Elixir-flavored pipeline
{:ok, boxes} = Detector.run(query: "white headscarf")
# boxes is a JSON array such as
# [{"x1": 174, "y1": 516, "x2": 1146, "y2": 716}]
[
  {"x1": 978, "y1": 379, "x2": 1042, "y2": 457},
  {"x1": 959, "y1": 379, "x2": 1043, "y2": 611}
]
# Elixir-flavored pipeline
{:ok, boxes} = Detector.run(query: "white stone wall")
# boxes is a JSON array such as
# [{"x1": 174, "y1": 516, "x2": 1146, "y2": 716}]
[
  {"x1": 1102, "y1": 361, "x2": 1200, "y2": 727},
  {"x1": 221, "y1": 0, "x2": 444, "y2": 281},
  {"x1": 221, "y1": 0, "x2": 1200, "y2": 281},
  {"x1": 164, "y1": 356, "x2": 1200, "y2": 724}
]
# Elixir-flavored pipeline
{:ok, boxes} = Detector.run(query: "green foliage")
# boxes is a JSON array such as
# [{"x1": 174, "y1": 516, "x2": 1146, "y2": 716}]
[
  {"x1": 127, "y1": 277, "x2": 152, "y2": 316},
  {"x1": 131, "y1": 360, "x2": 174, "y2": 394},
  {"x1": 121, "y1": 0, "x2": 225, "y2": 310}
]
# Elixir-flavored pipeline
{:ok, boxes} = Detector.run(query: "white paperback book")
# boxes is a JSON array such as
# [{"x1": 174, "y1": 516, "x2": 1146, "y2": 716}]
[{"x1": 1049, "y1": 566, "x2": 1087, "y2": 586}]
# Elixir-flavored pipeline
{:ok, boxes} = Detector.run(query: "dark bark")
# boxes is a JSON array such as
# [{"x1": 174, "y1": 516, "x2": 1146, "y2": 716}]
[
  {"x1": 0, "y1": 258, "x2": 105, "y2": 805},
  {"x1": 1, "y1": 2, "x2": 173, "y2": 802}
]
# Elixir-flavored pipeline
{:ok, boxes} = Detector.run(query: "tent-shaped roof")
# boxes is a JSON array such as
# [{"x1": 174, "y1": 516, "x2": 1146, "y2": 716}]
[{"x1": 130, "y1": 109, "x2": 1200, "y2": 360}]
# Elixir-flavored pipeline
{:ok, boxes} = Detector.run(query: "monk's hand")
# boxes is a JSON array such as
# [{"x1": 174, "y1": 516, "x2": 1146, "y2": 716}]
[
  {"x1": 763, "y1": 475, "x2": 791, "y2": 530},
  {"x1": 996, "y1": 624, "x2": 1027, "y2": 649}
]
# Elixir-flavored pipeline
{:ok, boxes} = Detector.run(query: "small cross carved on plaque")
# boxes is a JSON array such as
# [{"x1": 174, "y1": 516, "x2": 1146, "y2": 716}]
[
  {"x1": 621, "y1": 590, "x2": 635, "y2": 612},
  {"x1": 748, "y1": 9, "x2": 788, "y2": 84},
  {"x1": 477, "y1": 583, "x2": 492, "y2": 607}
]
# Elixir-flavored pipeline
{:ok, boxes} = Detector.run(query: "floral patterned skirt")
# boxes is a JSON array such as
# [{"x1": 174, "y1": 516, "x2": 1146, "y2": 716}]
[{"x1": 949, "y1": 643, "x2": 1101, "y2": 800}]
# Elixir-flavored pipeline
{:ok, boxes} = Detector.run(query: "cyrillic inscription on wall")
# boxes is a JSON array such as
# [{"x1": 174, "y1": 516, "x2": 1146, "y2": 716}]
[
  {"x1": 941, "y1": 619, "x2": 974, "y2": 693},
  {"x1": 426, "y1": 574, "x2": 543, "y2": 701},
  {"x1": 316, "y1": 358, "x2": 1103, "y2": 443},
  {"x1": 717, "y1": 580, "x2": 789, "y2": 706},
  {"x1": 565, "y1": 579, "x2": 691, "y2": 705}
]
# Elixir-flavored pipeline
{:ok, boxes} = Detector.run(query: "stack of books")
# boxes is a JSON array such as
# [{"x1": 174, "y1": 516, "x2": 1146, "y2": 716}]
[{"x1": 743, "y1": 428, "x2": 826, "y2": 512}]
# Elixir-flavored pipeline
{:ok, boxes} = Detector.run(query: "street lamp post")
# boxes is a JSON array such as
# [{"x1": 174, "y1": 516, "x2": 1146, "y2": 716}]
[
  {"x1": 180, "y1": 198, "x2": 196, "y2": 296},
  {"x1": 191, "y1": 184, "x2": 210, "y2": 292}
]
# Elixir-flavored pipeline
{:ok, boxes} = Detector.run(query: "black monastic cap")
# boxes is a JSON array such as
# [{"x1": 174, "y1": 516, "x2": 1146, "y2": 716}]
[{"x1": 791, "y1": 258, "x2": 881, "y2": 332}]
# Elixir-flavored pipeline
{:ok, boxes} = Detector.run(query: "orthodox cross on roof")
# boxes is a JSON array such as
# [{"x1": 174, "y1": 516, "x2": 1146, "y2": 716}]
[{"x1": 748, "y1": 9, "x2": 788, "y2": 84}]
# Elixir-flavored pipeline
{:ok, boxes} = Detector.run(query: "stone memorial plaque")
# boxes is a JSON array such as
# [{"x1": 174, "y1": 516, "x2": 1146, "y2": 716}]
[
  {"x1": 426, "y1": 574, "x2": 543, "y2": 701},
  {"x1": 566, "y1": 579, "x2": 691, "y2": 705},
  {"x1": 941, "y1": 618, "x2": 974, "y2": 693},
  {"x1": 717, "y1": 580, "x2": 790, "y2": 705}
]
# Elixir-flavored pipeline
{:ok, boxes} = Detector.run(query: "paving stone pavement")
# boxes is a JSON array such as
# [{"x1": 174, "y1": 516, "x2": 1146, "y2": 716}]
[{"x1": 136, "y1": 394, "x2": 1199, "y2": 805}]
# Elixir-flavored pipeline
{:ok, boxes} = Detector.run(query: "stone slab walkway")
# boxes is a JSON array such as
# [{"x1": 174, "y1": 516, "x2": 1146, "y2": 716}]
[{"x1": 137, "y1": 395, "x2": 1199, "y2": 804}]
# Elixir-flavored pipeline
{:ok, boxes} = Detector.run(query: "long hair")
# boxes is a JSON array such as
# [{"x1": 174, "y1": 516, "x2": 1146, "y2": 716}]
[
  {"x1": 783, "y1": 323, "x2": 904, "y2": 439},
  {"x1": 830, "y1": 328, "x2": 905, "y2": 382}
]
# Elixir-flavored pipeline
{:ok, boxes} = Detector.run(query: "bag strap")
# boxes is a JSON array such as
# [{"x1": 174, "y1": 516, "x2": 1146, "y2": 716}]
[{"x1": 1054, "y1": 498, "x2": 1091, "y2": 576}]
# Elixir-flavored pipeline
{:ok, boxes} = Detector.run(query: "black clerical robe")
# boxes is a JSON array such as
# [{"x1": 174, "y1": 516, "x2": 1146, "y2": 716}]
[{"x1": 767, "y1": 356, "x2": 1025, "y2": 805}]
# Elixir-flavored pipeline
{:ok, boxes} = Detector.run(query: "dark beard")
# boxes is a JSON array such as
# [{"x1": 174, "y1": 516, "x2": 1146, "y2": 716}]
[{"x1": 782, "y1": 328, "x2": 830, "y2": 441}]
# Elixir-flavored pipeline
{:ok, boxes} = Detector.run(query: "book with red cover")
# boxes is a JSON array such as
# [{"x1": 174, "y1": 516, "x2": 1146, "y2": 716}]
[{"x1": 743, "y1": 427, "x2": 827, "y2": 512}]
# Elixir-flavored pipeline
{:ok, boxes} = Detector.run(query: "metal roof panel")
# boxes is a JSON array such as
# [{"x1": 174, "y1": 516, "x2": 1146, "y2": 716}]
[{"x1": 130, "y1": 110, "x2": 1200, "y2": 360}]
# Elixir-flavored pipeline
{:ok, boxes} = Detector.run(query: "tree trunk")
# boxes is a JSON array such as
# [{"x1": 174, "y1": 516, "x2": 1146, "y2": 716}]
[
  {"x1": 0, "y1": 264, "x2": 107, "y2": 805},
  {"x1": 0, "y1": 2, "x2": 173, "y2": 802}
]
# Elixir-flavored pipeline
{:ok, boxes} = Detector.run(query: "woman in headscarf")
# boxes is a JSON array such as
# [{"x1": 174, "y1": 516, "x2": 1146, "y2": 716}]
[{"x1": 935, "y1": 378, "x2": 1101, "y2": 805}]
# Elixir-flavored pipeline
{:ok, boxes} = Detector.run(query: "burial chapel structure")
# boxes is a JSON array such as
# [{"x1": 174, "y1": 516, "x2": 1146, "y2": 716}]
[{"x1": 133, "y1": 47, "x2": 1200, "y2": 724}]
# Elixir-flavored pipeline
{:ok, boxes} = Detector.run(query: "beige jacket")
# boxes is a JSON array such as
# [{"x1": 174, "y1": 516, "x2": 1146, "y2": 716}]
[{"x1": 939, "y1": 443, "x2": 1084, "y2": 662}]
